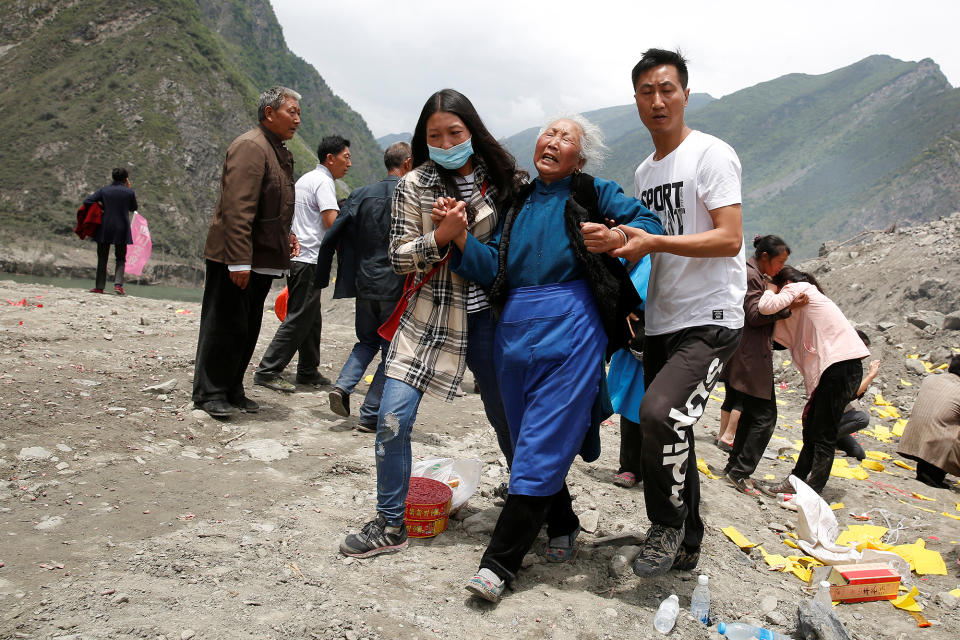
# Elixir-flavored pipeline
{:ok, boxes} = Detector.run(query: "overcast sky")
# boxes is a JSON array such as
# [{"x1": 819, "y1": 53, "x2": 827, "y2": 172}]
[{"x1": 271, "y1": 0, "x2": 960, "y2": 140}]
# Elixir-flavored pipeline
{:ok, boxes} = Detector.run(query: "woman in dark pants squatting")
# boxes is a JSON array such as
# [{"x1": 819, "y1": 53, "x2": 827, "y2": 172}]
[
  {"x1": 444, "y1": 115, "x2": 663, "y2": 602},
  {"x1": 756, "y1": 266, "x2": 870, "y2": 498}
]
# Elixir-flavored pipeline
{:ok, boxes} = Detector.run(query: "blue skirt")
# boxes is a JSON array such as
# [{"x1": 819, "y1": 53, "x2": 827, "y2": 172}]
[{"x1": 495, "y1": 279, "x2": 606, "y2": 496}]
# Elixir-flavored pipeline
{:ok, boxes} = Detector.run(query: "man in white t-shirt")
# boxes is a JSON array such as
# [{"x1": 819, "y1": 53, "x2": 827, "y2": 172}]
[
  {"x1": 254, "y1": 135, "x2": 352, "y2": 391},
  {"x1": 584, "y1": 48, "x2": 746, "y2": 577}
]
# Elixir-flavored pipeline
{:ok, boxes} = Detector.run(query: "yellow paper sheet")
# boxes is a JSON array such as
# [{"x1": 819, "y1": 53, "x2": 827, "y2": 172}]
[
  {"x1": 900, "y1": 378, "x2": 913, "y2": 386},
  {"x1": 758, "y1": 545, "x2": 790, "y2": 570},
  {"x1": 941, "y1": 512, "x2": 960, "y2": 521},
  {"x1": 865, "y1": 451, "x2": 892, "y2": 461},
  {"x1": 764, "y1": 474, "x2": 776, "y2": 481},
  {"x1": 955, "y1": 501, "x2": 960, "y2": 512},
  {"x1": 782, "y1": 360, "x2": 791, "y2": 366},
  {"x1": 830, "y1": 459, "x2": 870, "y2": 480},
  {"x1": 697, "y1": 457, "x2": 721, "y2": 479},
  {"x1": 898, "y1": 498, "x2": 937, "y2": 514},
  {"x1": 782, "y1": 538, "x2": 800, "y2": 549},
  {"x1": 861, "y1": 459, "x2": 885, "y2": 472},
  {"x1": 912, "y1": 492, "x2": 935, "y2": 501},
  {"x1": 951, "y1": 588, "x2": 960, "y2": 598},
  {"x1": 892, "y1": 419, "x2": 907, "y2": 437},
  {"x1": 891, "y1": 586, "x2": 922, "y2": 612},
  {"x1": 894, "y1": 460, "x2": 915, "y2": 471},
  {"x1": 722, "y1": 526, "x2": 756, "y2": 549},
  {"x1": 935, "y1": 363, "x2": 947, "y2": 370},
  {"x1": 708, "y1": 394, "x2": 723, "y2": 402},
  {"x1": 363, "y1": 374, "x2": 374, "y2": 384},
  {"x1": 907, "y1": 353, "x2": 919, "y2": 359},
  {"x1": 889, "y1": 538, "x2": 948, "y2": 575},
  {"x1": 836, "y1": 524, "x2": 888, "y2": 547},
  {"x1": 873, "y1": 393, "x2": 892, "y2": 406},
  {"x1": 830, "y1": 502, "x2": 844, "y2": 510}
]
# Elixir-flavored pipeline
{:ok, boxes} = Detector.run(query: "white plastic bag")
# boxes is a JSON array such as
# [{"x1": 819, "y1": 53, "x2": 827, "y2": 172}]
[{"x1": 410, "y1": 457, "x2": 482, "y2": 511}]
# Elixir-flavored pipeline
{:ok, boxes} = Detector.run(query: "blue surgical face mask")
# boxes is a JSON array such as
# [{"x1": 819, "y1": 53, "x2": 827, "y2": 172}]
[{"x1": 428, "y1": 137, "x2": 474, "y2": 170}]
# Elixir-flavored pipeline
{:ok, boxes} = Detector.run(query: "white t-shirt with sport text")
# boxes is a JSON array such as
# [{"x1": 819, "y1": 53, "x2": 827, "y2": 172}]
[
  {"x1": 635, "y1": 130, "x2": 746, "y2": 335},
  {"x1": 292, "y1": 164, "x2": 339, "y2": 265}
]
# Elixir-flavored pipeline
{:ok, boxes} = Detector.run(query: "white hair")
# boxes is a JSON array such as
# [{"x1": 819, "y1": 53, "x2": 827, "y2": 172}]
[
  {"x1": 257, "y1": 86, "x2": 302, "y2": 121},
  {"x1": 538, "y1": 113, "x2": 608, "y2": 169}
]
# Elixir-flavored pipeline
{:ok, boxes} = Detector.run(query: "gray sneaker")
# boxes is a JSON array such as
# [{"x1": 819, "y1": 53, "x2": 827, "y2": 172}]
[
  {"x1": 254, "y1": 376, "x2": 296, "y2": 393},
  {"x1": 757, "y1": 476, "x2": 793, "y2": 498},
  {"x1": 632, "y1": 523, "x2": 685, "y2": 577},
  {"x1": 340, "y1": 514, "x2": 408, "y2": 558}
]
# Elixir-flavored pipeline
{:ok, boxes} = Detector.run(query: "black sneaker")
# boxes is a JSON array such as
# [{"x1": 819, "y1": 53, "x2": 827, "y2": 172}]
[
  {"x1": 340, "y1": 514, "x2": 408, "y2": 558},
  {"x1": 632, "y1": 523, "x2": 685, "y2": 578},
  {"x1": 672, "y1": 545, "x2": 700, "y2": 571},
  {"x1": 197, "y1": 400, "x2": 240, "y2": 418},
  {"x1": 230, "y1": 397, "x2": 260, "y2": 413},
  {"x1": 297, "y1": 371, "x2": 331, "y2": 386},
  {"x1": 329, "y1": 388, "x2": 350, "y2": 417},
  {"x1": 355, "y1": 421, "x2": 377, "y2": 433}
]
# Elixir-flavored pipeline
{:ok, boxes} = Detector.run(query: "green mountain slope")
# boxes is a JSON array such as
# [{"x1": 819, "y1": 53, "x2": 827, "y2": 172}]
[
  {"x1": 0, "y1": 0, "x2": 381, "y2": 258},
  {"x1": 504, "y1": 56, "x2": 960, "y2": 257}
]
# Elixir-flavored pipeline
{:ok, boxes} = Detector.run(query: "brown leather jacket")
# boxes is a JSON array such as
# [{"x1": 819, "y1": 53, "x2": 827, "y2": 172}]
[
  {"x1": 204, "y1": 124, "x2": 295, "y2": 270},
  {"x1": 723, "y1": 257, "x2": 791, "y2": 400}
]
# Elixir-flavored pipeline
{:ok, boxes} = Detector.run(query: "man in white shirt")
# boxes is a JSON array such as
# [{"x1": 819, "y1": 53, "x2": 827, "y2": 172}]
[
  {"x1": 584, "y1": 48, "x2": 746, "y2": 576},
  {"x1": 254, "y1": 135, "x2": 352, "y2": 391}
]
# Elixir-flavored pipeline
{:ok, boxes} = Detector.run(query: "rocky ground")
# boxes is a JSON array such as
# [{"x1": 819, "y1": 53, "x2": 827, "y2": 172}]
[{"x1": 1, "y1": 213, "x2": 959, "y2": 640}]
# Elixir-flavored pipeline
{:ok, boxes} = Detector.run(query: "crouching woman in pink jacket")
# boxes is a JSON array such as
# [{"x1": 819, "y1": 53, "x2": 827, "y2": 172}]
[{"x1": 755, "y1": 266, "x2": 869, "y2": 496}]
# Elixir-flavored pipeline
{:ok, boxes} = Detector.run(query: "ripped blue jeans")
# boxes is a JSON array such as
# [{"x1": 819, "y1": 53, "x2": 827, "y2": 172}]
[{"x1": 374, "y1": 377, "x2": 424, "y2": 525}]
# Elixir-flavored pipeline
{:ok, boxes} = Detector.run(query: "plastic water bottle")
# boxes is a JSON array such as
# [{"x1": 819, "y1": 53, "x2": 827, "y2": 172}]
[
  {"x1": 690, "y1": 574, "x2": 710, "y2": 623},
  {"x1": 717, "y1": 621, "x2": 792, "y2": 640},
  {"x1": 653, "y1": 594, "x2": 680, "y2": 633},
  {"x1": 814, "y1": 580, "x2": 833, "y2": 606}
]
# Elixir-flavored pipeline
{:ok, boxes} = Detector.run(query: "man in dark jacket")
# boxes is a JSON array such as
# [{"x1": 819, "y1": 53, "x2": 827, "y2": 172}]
[
  {"x1": 192, "y1": 86, "x2": 302, "y2": 419},
  {"x1": 83, "y1": 167, "x2": 138, "y2": 295},
  {"x1": 317, "y1": 142, "x2": 411, "y2": 431}
]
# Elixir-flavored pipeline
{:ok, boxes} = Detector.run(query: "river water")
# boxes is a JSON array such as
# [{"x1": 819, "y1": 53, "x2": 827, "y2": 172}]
[{"x1": 0, "y1": 273, "x2": 204, "y2": 303}]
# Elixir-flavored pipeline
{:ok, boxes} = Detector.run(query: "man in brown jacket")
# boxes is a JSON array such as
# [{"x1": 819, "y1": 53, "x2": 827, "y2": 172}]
[{"x1": 192, "y1": 86, "x2": 302, "y2": 418}]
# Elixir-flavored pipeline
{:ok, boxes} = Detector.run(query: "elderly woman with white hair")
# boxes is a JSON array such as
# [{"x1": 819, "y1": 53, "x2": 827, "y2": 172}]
[{"x1": 437, "y1": 115, "x2": 663, "y2": 602}]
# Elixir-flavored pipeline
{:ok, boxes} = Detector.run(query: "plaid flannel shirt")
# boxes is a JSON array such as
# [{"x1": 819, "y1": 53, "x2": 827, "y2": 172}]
[{"x1": 384, "y1": 159, "x2": 502, "y2": 401}]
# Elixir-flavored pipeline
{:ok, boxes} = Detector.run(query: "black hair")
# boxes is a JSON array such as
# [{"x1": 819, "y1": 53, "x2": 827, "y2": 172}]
[
  {"x1": 318, "y1": 135, "x2": 350, "y2": 163},
  {"x1": 112, "y1": 167, "x2": 128, "y2": 183},
  {"x1": 949, "y1": 354, "x2": 960, "y2": 377},
  {"x1": 631, "y1": 48, "x2": 689, "y2": 90},
  {"x1": 855, "y1": 329, "x2": 871, "y2": 347},
  {"x1": 753, "y1": 234, "x2": 790, "y2": 261},
  {"x1": 771, "y1": 265, "x2": 824, "y2": 294},
  {"x1": 410, "y1": 89, "x2": 527, "y2": 205}
]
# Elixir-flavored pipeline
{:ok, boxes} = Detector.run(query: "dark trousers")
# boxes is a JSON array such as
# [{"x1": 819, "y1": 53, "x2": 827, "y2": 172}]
[
  {"x1": 619, "y1": 416, "x2": 643, "y2": 476},
  {"x1": 256, "y1": 261, "x2": 324, "y2": 378},
  {"x1": 479, "y1": 483, "x2": 579, "y2": 582},
  {"x1": 916, "y1": 459, "x2": 947, "y2": 485},
  {"x1": 192, "y1": 260, "x2": 273, "y2": 404},
  {"x1": 636, "y1": 326, "x2": 741, "y2": 550},
  {"x1": 95, "y1": 242, "x2": 126, "y2": 290},
  {"x1": 836, "y1": 409, "x2": 869, "y2": 459},
  {"x1": 724, "y1": 385, "x2": 777, "y2": 479},
  {"x1": 792, "y1": 358, "x2": 863, "y2": 493}
]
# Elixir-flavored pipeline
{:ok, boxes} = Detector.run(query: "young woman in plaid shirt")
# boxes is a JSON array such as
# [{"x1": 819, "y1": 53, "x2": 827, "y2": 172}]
[{"x1": 340, "y1": 89, "x2": 527, "y2": 558}]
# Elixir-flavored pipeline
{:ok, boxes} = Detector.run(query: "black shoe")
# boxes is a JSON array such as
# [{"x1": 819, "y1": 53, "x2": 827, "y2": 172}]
[
  {"x1": 197, "y1": 400, "x2": 240, "y2": 418},
  {"x1": 632, "y1": 523, "x2": 685, "y2": 578},
  {"x1": 297, "y1": 372, "x2": 331, "y2": 386},
  {"x1": 917, "y1": 473, "x2": 950, "y2": 490},
  {"x1": 355, "y1": 421, "x2": 377, "y2": 433},
  {"x1": 340, "y1": 514, "x2": 408, "y2": 558},
  {"x1": 231, "y1": 397, "x2": 260, "y2": 413},
  {"x1": 329, "y1": 388, "x2": 350, "y2": 417},
  {"x1": 672, "y1": 546, "x2": 700, "y2": 571}
]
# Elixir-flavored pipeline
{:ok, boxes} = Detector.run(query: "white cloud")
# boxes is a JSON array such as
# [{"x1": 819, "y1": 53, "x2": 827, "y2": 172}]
[{"x1": 271, "y1": 0, "x2": 960, "y2": 138}]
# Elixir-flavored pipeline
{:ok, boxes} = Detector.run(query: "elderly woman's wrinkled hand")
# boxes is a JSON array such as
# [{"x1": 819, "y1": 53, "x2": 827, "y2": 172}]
[{"x1": 581, "y1": 221, "x2": 625, "y2": 254}]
